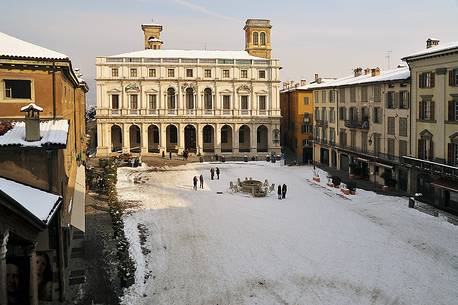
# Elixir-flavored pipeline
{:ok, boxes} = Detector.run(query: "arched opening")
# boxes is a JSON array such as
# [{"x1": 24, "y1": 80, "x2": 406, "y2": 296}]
[
  {"x1": 253, "y1": 32, "x2": 259, "y2": 45},
  {"x1": 148, "y1": 125, "x2": 160, "y2": 153},
  {"x1": 186, "y1": 87, "x2": 194, "y2": 110},
  {"x1": 129, "y1": 125, "x2": 141, "y2": 153},
  {"x1": 204, "y1": 88, "x2": 212, "y2": 110},
  {"x1": 184, "y1": 125, "x2": 196, "y2": 152},
  {"x1": 167, "y1": 88, "x2": 176, "y2": 109},
  {"x1": 417, "y1": 174, "x2": 434, "y2": 203},
  {"x1": 239, "y1": 125, "x2": 251, "y2": 153},
  {"x1": 221, "y1": 125, "x2": 233, "y2": 153},
  {"x1": 256, "y1": 125, "x2": 268, "y2": 152},
  {"x1": 260, "y1": 32, "x2": 266, "y2": 46},
  {"x1": 111, "y1": 125, "x2": 122, "y2": 153},
  {"x1": 203, "y1": 125, "x2": 215, "y2": 153},
  {"x1": 166, "y1": 125, "x2": 178, "y2": 152}
]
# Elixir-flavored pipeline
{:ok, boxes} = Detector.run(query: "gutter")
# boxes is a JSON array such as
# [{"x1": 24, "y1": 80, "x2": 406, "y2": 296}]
[{"x1": 52, "y1": 61, "x2": 56, "y2": 119}]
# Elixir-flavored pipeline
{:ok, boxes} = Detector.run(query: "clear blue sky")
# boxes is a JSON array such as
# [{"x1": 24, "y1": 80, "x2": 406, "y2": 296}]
[{"x1": 1, "y1": 0, "x2": 457, "y2": 105}]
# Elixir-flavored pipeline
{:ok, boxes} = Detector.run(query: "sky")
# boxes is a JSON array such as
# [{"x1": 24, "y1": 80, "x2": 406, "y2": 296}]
[{"x1": 1, "y1": 0, "x2": 457, "y2": 105}]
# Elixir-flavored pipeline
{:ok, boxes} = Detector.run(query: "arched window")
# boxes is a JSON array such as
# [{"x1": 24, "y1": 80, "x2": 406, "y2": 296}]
[
  {"x1": 419, "y1": 130, "x2": 433, "y2": 161},
  {"x1": 260, "y1": 32, "x2": 266, "y2": 46},
  {"x1": 167, "y1": 88, "x2": 175, "y2": 109},
  {"x1": 186, "y1": 88, "x2": 194, "y2": 109},
  {"x1": 253, "y1": 32, "x2": 259, "y2": 45},
  {"x1": 204, "y1": 88, "x2": 212, "y2": 110}
]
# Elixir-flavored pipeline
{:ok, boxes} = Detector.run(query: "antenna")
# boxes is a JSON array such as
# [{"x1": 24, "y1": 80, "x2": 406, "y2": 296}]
[
  {"x1": 204, "y1": 42, "x2": 207, "y2": 50},
  {"x1": 386, "y1": 50, "x2": 392, "y2": 70}
]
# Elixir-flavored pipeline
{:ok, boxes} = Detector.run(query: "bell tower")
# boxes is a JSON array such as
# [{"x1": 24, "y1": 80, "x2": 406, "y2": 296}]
[
  {"x1": 141, "y1": 23, "x2": 163, "y2": 50},
  {"x1": 244, "y1": 19, "x2": 272, "y2": 59}
]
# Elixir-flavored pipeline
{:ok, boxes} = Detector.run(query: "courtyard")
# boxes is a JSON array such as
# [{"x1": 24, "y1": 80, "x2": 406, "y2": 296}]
[{"x1": 117, "y1": 162, "x2": 458, "y2": 305}]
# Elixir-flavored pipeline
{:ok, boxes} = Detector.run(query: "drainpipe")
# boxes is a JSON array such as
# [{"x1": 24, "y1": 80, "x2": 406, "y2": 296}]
[
  {"x1": 52, "y1": 62, "x2": 56, "y2": 119},
  {"x1": 47, "y1": 150, "x2": 53, "y2": 192}
]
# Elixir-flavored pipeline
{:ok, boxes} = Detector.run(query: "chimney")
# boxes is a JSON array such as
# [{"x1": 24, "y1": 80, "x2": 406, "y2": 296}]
[
  {"x1": 364, "y1": 68, "x2": 371, "y2": 75},
  {"x1": 426, "y1": 38, "x2": 439, "y2": 49},
  {"x1": 314, "y1": 73, "x2": 319, "y2": 81},
  {"x1": 354, "y1": 67, "x2": 363, "y2": 77},
  {"x1": 371, "y1": 67, "x2": 381, "y2": 77},
  {"x1": 300, "y1": 79, "x2": 307, "y2": 86},
  {"x1": 20, "y1": 103, "x2": 43, "y2": 142}
]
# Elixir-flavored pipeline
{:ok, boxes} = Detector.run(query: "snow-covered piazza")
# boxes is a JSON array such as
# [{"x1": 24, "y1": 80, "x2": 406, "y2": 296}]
[{"x1": 117, "y1": 162, "x2": 458, "y2": 305}]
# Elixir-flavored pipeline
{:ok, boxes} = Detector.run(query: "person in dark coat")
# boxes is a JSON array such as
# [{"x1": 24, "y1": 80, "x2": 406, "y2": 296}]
[
  {"x1": 277, "y1": 185, "x2": 282, "y2": 200},
  {"x1": 199, "y1": 174, "x2": 204, "y2": 189},
  {"x1": 210, "y1": 168, "x2": 215, "y2": 180},
  {"x1": 193, "y1": 176, "x2": 198, "y2": 190},
  {"x1": 216, "y1": 167, "x2": 220, "y2": 179},
  {"x1": 282, "y1": 184, "x2": 287, "y2": 199},
  {"x1": 169, "y1": 151, "x2": 172, "y2": 160}
]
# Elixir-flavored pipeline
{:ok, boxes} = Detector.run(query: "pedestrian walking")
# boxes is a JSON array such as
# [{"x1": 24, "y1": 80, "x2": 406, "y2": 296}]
[
  {"x1": 169, "y1": 151, "x2": 172, "y2": 160},
  {"x1": 193, "y1": 176, "x2": 198, "y2": 190},
  {"x1": 282, "y1": 184, "x2": 287, "y2": 199},
  {"x1": 199, "y1": 174, "x2": 204, "y2": 189},
  {"x1": 216, "y1": 167, "x2": 220, "y2": 179},
  {"x1": 277, "y1": 185, "x2": 282, "y2": 200},
  {"x1": 210, "y1": 168, "x2": 215, "y2": 180}
]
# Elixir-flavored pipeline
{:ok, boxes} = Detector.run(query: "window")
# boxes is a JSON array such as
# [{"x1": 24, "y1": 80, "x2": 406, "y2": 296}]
[
  {"x1": 4, "y1": 80, "x2": 31, "y2": 99},
  {"x1": 387, "y1": 91, "x2": 395, "y2": 108},
  {"x1": 399, "y1": 118, "x2": 408, "y2": 137},
  {"x1": 373, "y1": 107, "x2": 382, "y2": 123},
  {"x1": 112, "y1": 68, "x2": 119, "y2": 77},
  {"x1": 315, "y1": 107, "x2": 320, "y2": 121},
  {"x1": 329, "y1": 107, "x2": 335, "y2": 123},
  {"x1": 339, "y1": 88, "x2": 346, "y2": 103},
  {"x1": 167, "y1": 88, "x2": 176, "y2": 108},
  {"x1": 448, "y1": 98, "x2": 458, "y2": 122},
  {"x1": 204, "y1": 69, "x2": 212, "y2": 78},
  {"x1": 387, "y1": 117, "x2": 395, "y2": 135},
  {"x1": 301, "y1": 124, "x2": 312, "y2": 133},
  {"x1": 419, "y1": 99, "x2": 435, "y2": 120},
  {"x1": 350, "y1": 130, "x2": 356, "y2": 148},
  {"x1": 130, "y1": 95, "x2": 138, "y2": 109},
  {"x1": 167, "y1": 69, "x2": 175, "y2": 77},
  {"x1": 303, "y1": 96, "x2": 309, "y2": 105},
  {"x1": 130, "y1": 68, "x2": 137, "y2": 77},
  {"x1": 204, "y1": 127, "x2": 212, "y2": 144},
  {"x1": 321, "y1": 91, "x2": 326, "y2": 103},
  {"x1": 241, "y1": 96, "x2": 248, "y2": 109},
  {"x1": 388, "y1": 138, "x2": 395, "y2": 156},
  {"x1": 321, "y1": 107, "x2": 327, "y2": 121},
  {"x1": 111, "y1": 94, "x2": 119, "y2": 109},
  {"x1": 260, "y1": 32, "x2": 266, "y2": 45},
  {"x1": 374, "y1": 134, "x2": 381, "y2": 155},
  {"x1": 450, "y1": 69, "x2": 458, "y2": 86},
  {"x1": 399, "y1": 140, "x2": 407, "y2": 157},
  {"x1": 148, "y1": 68, "x2": 156, "y2": 77},
  {"x1": 239, "y1": 128, "x2": 245, "y2": 143},
  {"x1": 419, "y1": 72, "x2": 435, "y2": 88},
  {"x1": 329, "y1": 128, "x2": 335, "y2": 144},
  {"x1": 361, "y1": 132, "x2": 368, "y2": 152},
  {"x1": 186, "y1": 69, "x2": 193, "y2": 78},
  {"x1": 241, "y1": 70, "x2": 248, "y2": 78},
  {"x1": 223, "y1": 70, "x2": 230, "y2": 78},
  {"x1": 361, "y1": 86, "x2": 368, "y2": 101},
  {"x1": 204, "y1": 88, "x2": 212, "y2": 109},
  {"x1": 186, "y1": 88, "x2": 194, "y2": 109},
  {"x1": 329, "y1": 90, "x2": 336, "y2": 103},
  {"x1": 350, "y1": 87, "x2": 356, "y2": 102},
  {"x1": 259, "y1": 96, "x2": 267, "y2": 110},
  {"x1": 170, "y1": 127, "x2": 177, "y2": 143},
  {"x1": 148, "y1": 94, "x2": 157, "y2": 109},
  {"x1": 399, "y1": 91, "x2": 409, "y2": 109},
  {"x1": 253, "y1": 32, "x2": 259, "y2": 45},
  {"x1": 314, "y1": 91, "x2": 319, "y2": 104},
  {"x1": 448, "y1": 139, "x2": 458, "y2": 166},
  {"x1": 223, "y1": 95, "x2": 230, "y2": 109},
  {"x1": 349, "y1": 107, "x2": 357, "y2": 120},
  {"x1": 418, "y1": 130, "x2": 433, "y2": 160},
  {"x1": 258, "y1": 70, "x2": 266, "y2": 79},
  {"x1": 339, "y1": 107, "x2": 346, "y2": 120},
  {"x1": 339, "y1": 130, "x2": 347, "y2": 147},
  {"x1": 373, "y1": 85, "x2": 381, "y2": 102}
]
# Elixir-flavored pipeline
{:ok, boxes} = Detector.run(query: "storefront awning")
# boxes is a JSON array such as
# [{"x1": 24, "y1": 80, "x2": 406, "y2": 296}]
[
  {"x1": 357, "y1": 157, "x2": 369, "y2": 162},
  {"x1": 375, "y1": 162, "x2": 393, "y2": 169},
  {"x1": 71, "y1": 165, "x2": 85, "y2": 232},
  {"x1": 431, "y1": 178, "x2": 458, "y2": 192}
]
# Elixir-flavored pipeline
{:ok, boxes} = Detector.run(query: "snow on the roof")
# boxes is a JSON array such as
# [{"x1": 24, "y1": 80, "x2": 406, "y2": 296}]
[
  {"x1": 108, "y1": 49, "x2": 268, "y2": 60},
  {"x1": 0, "y1": 177, "x2": 61, "y2": 225},
  {"x1": 0, "y1": 120, "x2": 69, "y2": 147},
  {"x1": 142, "y1": 23, "x2": 162, "y2": 27},
  {"x1": 148, "y1": 38, "x2": 163, "y2": 42},
  {"x1": 20, "y1": 103, "x2": 43, "y2": 112},
  {"x1": 300, "y1": 67, "x2": 410, "y2": 90},
  {"x1": 0, "y1": 31, "x2": 68, "y2": 60},
  {"x1": 403, "y1": 41, "x2": 458, "y2": 60}
]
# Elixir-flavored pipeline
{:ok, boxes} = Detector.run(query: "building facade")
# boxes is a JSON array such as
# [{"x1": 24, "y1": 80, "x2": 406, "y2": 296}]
[
  {"x1": 402, "y1": 39, "x2": 458, "y2": 213},
  {"x1": 96, "y1": 19, "x2": 281, "y2": 157},
  {"x1": 311, "y1": 67, "x2": 411, "y2": 191},
  {"x1": 0, "y1": 32, "x2": 88, "y2": 304}
]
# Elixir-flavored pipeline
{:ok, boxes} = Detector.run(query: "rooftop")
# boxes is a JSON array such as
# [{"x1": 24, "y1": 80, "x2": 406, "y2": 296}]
[
  {"x1": 0, "y1": 31, "x2": 68, "y2": 60},
  {"x1": 0, "y1": 177, "x2": 61, "y2": 225},
  {"x1": 106, "y1": 49, "x2": 270, "y2": 60},
  {"x1": 402, "y1": 41, "x2": 458, "y2": 61},
  {"x1": 0, "y1": 119, "x2": 69, "y2": 148}
]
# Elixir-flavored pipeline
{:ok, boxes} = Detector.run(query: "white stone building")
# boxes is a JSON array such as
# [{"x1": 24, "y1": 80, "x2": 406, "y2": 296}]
[{"x1": 95, "y1": 19, "x2": 281, "y2": 157}]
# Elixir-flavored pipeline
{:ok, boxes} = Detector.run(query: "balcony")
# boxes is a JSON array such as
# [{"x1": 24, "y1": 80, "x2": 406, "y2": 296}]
[
  {"x1": 240, "y1": 110, "x2": 251, "y2": 116},
  {"x1": 129, "y1": 109, "x2": 138, "y2": 115},
  {"x1": 111, "y1": 109, "x2": 120, "y2": 115},
  {"x1": 186, "y1": 109, "x2": 195, "y2": 115},
  {"x1": 315, "y1": 120, "x2": 328, "y2": 127},
  {"x1": 204, "y1": 109, "x2": 214, "y2": 115},
  {"x1": 258, "y1": 110, "x2": 267, "y2": 116},
  {"x1": 222, "y1": 109, "x2": 232, "y2": 116},
  {"x1": 148, "y1": 109, "x2": 158, "y2": 115},
  {"x1": 402, "y1": 156, "x2": 458, "y2": 177},
  {"x1": 344, "y1": 119, "x2": 369, "y2": 129},
  {"x1": 167, "y1": 109, "x2": 177, "y2": 115}
]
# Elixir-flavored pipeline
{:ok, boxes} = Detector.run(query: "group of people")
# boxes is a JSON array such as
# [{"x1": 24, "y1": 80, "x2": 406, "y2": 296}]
[
  {"x1": 277, "y1": 184, "x2": 287, "y2": 199},
  {"x1": 193, "y1": 167, "x2": 221, "y2": 190}
]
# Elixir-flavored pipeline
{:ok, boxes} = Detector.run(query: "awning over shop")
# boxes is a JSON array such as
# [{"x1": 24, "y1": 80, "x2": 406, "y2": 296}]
[
  {"x1": 375, "y1": 162, "x2": 393, "y2": 169},
  {"x1": 71, "y1": 165, "x2": 86, "y2": 232},
  {"x1": 357, "y1": 157, "x2": 369, "y2": 162},
  {"x1": 0, "y1": 177, "x2": 61, "y2": 227},
  {"x1": 431, "y1": 178, "x2": 458, "y2": 193}
]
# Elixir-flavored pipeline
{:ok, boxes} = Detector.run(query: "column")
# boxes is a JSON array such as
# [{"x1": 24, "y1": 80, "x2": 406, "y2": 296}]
[
  {"x1": 96, "y1": 122, "x2": 105, "y2": 156},
  {"x1": 122, "y1": 124, "x2": 130, "y2": 153},
  {"x1": 141, "y1": 123, "x2": 148, "y2": 155},
  {"x1": 0, "y1": 230, "x2": 9, "y2": 305},
  {"x1": 26, "y1": 243, "x2": 38, "y2": 305},
  {"x1": 215, "y1": 123, "x2": 222, "y2": 154},
  {"x1": 178, "y1": 124, "x2": 185, "y2": 153},
  {"x1": 104, "y1": 123, "x2": 111, "y2": 154},
  {"x1": 233, "y1": 124, "x2": 239, "y2": 154},
  {"x1": 267, "y1": 124, "x2": 273, "y2": 152},
  {"x1": 197, "y1": 124, "x2": 204, "y2": 155},
  {"x1": 160, "y1": 123, "x2": 167, "y2": 153},
  {"x1": 250, "y1": 124, "x2": 257, "y2": 154}
]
